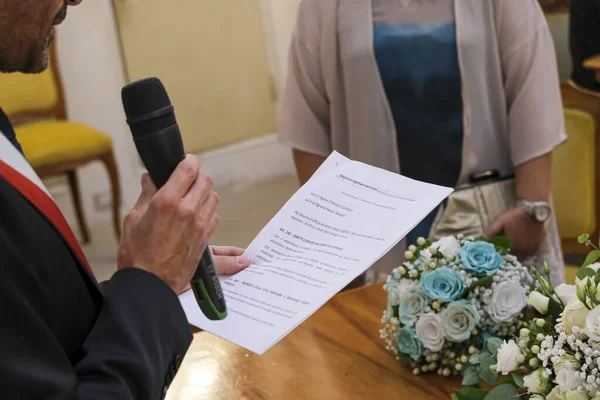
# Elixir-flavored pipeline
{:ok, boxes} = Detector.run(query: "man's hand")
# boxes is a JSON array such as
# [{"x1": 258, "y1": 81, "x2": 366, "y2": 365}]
[
  {"x1": 117, "y1": 155, "x2": 220, "y2": 294},
  {"x1": 210, "y1": 246, "x2": 251, "y2": 275},
  {"x1": 484, "y1": 208, "x2": 545, "y2": 260},
  {"x1": 180, "y1": 246, "x2": 251, "y2": 294}
]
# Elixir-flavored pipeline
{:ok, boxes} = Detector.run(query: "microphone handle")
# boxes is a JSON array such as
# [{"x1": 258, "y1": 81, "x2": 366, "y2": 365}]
[{"x1": 133, "y1": 125, "x2": 228, "y2": 320}]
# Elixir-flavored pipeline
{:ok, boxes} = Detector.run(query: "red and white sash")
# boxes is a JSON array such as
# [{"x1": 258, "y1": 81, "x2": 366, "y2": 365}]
[{"x1": 0, "y1": 134, "x2": 97, "y2": 281}]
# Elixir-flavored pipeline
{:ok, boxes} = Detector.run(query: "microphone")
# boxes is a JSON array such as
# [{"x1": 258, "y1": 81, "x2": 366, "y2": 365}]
[{"x1": 121, "y1": 77, "x2": 227, "y2": 321}]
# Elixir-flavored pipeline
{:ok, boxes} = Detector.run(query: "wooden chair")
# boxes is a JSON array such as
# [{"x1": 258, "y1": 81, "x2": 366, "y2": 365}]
[
  {"x1": 0, "y1": 44, "x2": 121, "y2": 244},
  {"x1": 542, "y1": 8, "x2": 600, "y2": 283},
  {"x1": 554, "y1": 86, "x2": 600, "y2": 283}
]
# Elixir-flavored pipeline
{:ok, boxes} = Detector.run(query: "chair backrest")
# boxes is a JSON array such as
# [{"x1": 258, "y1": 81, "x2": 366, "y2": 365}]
[
  {"x1": 551, "y1": 108, "x2": 597, "y2": 240},
  {"x1": 545, "y1": 12, "x2": 572, "y2": 82},
  {"x1": 0, "y1": 64, "x2": 58, "y2": 118},
  {"x1": 0, "y1": 42, "x2": 65, "y2": 122}
]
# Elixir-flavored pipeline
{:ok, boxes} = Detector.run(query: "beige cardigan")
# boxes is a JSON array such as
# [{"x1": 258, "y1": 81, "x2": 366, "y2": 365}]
[{"x1": 280, "y1": 0, "x2": 567, "y2": 283}]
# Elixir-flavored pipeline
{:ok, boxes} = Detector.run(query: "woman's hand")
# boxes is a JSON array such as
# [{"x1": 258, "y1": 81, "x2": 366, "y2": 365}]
[
  {"x1": 483, "y1": 153, "x2": 552, "y2": 261},
  {"x1": 179, "y1": 246, "x2": 251, "y2": 294},
  {"x1": 484, "y1": 208, "x2": 544, "y2": 260}
]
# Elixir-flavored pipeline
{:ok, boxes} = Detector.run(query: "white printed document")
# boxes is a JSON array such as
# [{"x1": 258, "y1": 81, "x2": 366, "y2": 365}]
[{"x1": 179, "y1": 152, "x2": 453, "y2": 355}]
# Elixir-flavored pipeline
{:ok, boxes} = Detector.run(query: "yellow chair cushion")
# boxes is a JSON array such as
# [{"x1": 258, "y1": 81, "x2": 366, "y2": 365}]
[
  {"x1": 565, "y1": 265, "x2": 578, "y2": 285},
  {"x1": 551, "y1": 108, "x2": 597, "y2": 239},
  {"x1": 16, "y1": 121, "x2": 112, "y2": 169},
  {"x1": 0, "y1": 64, "x2": 58, "y2": 117}
]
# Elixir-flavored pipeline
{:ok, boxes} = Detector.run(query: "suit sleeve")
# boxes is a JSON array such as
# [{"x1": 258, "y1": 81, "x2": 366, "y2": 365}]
[{"x1": 0, "y1": 227, "x2": 192, "y2": 400}]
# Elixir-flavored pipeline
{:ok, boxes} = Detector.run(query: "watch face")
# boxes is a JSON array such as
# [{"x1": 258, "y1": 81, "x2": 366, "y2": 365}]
[{"x1": 534, "y1": 205, "x2": 551, "y2": 222}]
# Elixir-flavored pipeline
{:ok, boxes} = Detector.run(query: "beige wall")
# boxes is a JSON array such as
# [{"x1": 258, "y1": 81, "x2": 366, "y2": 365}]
[
  {"x1": 114, "y1": 0, "x2": 277, "y2": 153},
  {"x1": 45, "y1": 0, "x2": 299, "y2": 232}
]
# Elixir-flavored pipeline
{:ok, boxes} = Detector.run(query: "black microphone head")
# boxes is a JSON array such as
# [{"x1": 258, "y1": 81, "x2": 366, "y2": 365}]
[{"x1": 121, "y1": 77, "x2": 177, "y2": 137}]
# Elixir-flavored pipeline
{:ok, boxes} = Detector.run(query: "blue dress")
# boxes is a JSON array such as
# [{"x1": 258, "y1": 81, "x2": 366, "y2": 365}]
[{"x1": 374, "y1": 21, "x2": 464, "y2": 245}]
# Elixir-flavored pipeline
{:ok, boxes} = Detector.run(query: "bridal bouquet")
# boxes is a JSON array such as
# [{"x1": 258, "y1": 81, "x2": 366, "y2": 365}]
[
  {"x1": 453, "y1": 234, "x2": 600, "y2": 400},
  {"x1": 380, "y1": 234, "x2": 534, "y2": 379}
]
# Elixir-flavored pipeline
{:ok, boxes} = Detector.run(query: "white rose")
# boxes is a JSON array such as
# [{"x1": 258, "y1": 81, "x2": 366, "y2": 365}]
[
  {"x1": 523, "y1": 368, "x2": 549, "y2": 394},
  {"x1": 587, "y1": 263, "x2": 600, "y2": 272},
  {"x1": 562, "y1": 299, "x2": 589, "y2": 335},
  {"x1": 556, "y1": 363, "x2": 584, "y2": 392},
  {"x1": 431, "y1": 236, "x2": 460, "y2": 258},
  {"x1": 415, "y1": 313, "x2": 444, "y2": 352},
  {"x1": 566, "y1": 391, "x2": 590, "y2": 400},
  {"x1": 547, "y1": 387, "x2": 568, "y2": 400},
  {"x1": 555, "y1": 284, "x2": 577, "y2": 305},
  {"x1": 586, "y1": 306, "x2": 600, "y2": 342},
  {"x1": 528, "y1": 291, "x2": 550, "y2": 314},
  {"x1": 496, "y1": 340, "x2": 522, "y2": 375},
  {"x1": 488, "y1": 282, "x2": 527, "y2": 323}
]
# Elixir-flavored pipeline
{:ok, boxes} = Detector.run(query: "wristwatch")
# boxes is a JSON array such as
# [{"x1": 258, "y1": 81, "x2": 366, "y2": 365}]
[{"x1": 516, "y1": 200, "x2": 552, "y2": 223}]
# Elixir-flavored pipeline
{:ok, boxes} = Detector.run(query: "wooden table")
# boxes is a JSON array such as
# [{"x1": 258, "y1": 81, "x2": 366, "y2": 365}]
[
  {"x1": 166, "y1": 284, "x2": 460, "y2": 400},
  {"x1": 584, "y1": 55, "x2": 600, "y2": 83}
]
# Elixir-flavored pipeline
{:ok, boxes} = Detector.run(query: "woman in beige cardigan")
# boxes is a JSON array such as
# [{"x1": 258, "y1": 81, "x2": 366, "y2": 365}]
[{"x1": 279, "y1": 0, "x2": 566, "y2": 284}]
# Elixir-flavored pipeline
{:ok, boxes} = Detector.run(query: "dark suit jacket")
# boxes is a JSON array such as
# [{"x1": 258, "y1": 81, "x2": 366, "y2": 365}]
[
  {"x1": 0, "y1": 175, "x2": 193, "y2": 399},
  {"x1": 570, "y1": 0, "x2": 600, "y2": 92}
]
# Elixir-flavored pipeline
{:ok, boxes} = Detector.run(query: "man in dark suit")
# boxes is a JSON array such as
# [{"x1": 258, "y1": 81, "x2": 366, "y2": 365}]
[
  {"x1": 570, "y1": 0, "x2": 600, "y2": 93},
  {"x1": 0, "y1": 0, "x2": 251, "y2": 398}
]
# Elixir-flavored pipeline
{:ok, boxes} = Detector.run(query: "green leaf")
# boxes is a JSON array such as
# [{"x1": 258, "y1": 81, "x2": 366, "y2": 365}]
[
  {"x1": 455, "y1": 388, "x2": 489, "y2": 400},
  {"x1": 579, "y1": 233, "x2": 590, "y2": 244},
  {"x1": 463, "y1": 384, "x2": 481, "y2": 390},
  {"x1": 469, "y1": 353, "x2": 480, "y2": 365},
  {"x1": 462, "y1": 367, "x2": 480, "y2": 386},
  {"x1": 511, "y1": 373, "x2": 524, "y2": 388},
  {"x1": 488, "y1": 236, "x2": 513, "y2": 252},
  {"x1": 451, "y1": 394, "x2": 460, "y2": 400},
  {"x1": 479, "y1": 353, "x2": 497, "y2": 386},
  {"x1": 479, "y1": 367, "x2": 498, "y2": 386},
  {"x1": 483, "y1": 384, "x2": 519, "y2": 400},
  {"x1": 548, "y1": 298, "x2": 564, "y2": 321},
  {"x1": 582, "y1": 249, "x2": 600, "y2": 268},
  {"x1": 497, "y1": 375, "x2": 515, "y2": 387},
  {"x1": 392, "y1": 305, "x2": 399, "y2": 319},
  {"x1": 577, "y1": 264, "x2": 597, "y2": 281},
  {"x1": 486, "y1": 338, "x2": 503, "y2": 356},
  {"x1": 474, "y1": 236, "x2": 488, "y2": 242},
  {"x1": 471, "y1": 276, "x2": 494, "y2": 290}
]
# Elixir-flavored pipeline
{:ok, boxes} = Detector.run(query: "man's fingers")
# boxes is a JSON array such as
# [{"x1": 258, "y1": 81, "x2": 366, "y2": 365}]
[
  {"x1": 197, "y1": 192, "x2": 220, "y2": 227},
  {"x1": 213, "y1": 254, "x2": 252, "y2": 275},
  {"x1": 157, "y1": 155, "x2": 200, "y2": 201},
  {"x1": 179, "y1": 173, "x2": 213, "y2": 217},
  {"x1": 135, "y1": 173, "x2": 157, "y2": 205},
  {"x1": 211, "y1": 246, "x2": 245, "y2": 257}
]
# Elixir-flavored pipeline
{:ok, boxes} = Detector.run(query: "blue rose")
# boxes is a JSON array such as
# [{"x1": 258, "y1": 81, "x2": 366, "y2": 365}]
[
  {"x1": 396, "y1": 326, "x2": 424, "y2": 361},
  {"x1": 442, "y1": 300, "x2": 481, "y2": 343},
  {"x1": 420, "y1": 268, "x2": 465, "y2": 302},
  {"x1": 398, "y1": 290, "x2": 429, "y2": 325},
  {"x1": 458, "y1": 242, "x2": 503, "y2": 276}
]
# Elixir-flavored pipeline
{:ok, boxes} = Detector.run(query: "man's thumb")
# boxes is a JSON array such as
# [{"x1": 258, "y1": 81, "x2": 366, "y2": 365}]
[{"x1": 213, "y1": 255, "x2": 252, "y2": 276}]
